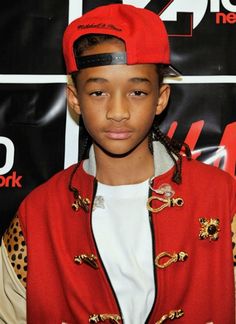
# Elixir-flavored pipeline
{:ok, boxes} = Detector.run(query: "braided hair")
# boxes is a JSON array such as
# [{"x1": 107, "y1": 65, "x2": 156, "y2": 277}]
[{"x1": 71, "y1": 34, "x2": 191, "y2": 184}]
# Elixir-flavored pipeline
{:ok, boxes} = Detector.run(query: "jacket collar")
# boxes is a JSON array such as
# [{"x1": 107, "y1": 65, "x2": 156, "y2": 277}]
[{"x1": 83, "y1": 141, "x2": 174, "y2": 178}]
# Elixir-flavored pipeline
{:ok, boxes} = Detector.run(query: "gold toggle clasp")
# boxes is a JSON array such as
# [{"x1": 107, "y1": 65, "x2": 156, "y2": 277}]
[
  {"x1": 89, "y1": 314, "x2": 121, "y2": 323},
  {"x1": 156, "y1": 309, "x2": 184, "y2": 323},
  {"x1": 147, "y1": 180, "x2": 184, "y2": 213},
  {"x1": 74, "y1": 254, "x2": 98, "y2": 269},
  {"x1": 147, "y1": 196, "x2": 184, "y2": 213},
  {"x1": 155, "y1": 251, "x2": 188, "y2": 269},
  {"x1": 72, "y1": 195, "x2": 90, "y2": 212}
]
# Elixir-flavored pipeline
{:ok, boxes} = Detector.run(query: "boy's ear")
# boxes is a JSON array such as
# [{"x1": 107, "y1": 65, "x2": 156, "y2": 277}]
[
  {"x1": 67, "y1": 85, "x2": 81, "y2": 114},
  {"x1": 155, "y1": 84, "x2": 170, "y2": 115}
]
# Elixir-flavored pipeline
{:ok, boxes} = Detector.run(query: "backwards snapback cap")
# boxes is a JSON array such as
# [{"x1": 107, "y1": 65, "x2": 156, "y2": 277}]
[{"x1": 63, "y1": 4, "x2": 180, "y2": 77}]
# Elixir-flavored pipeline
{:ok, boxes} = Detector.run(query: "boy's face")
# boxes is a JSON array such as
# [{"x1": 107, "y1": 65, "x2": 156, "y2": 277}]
[{"x1": 68, "y1": 39, "x2": 170, "y2": 157}]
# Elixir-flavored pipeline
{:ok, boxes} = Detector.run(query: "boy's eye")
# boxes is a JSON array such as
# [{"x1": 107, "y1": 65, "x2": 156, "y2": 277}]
[
  {"x1": 130, "y1": 90, "x2": 147, "y2": 96},
  {"x1": 90, "y1": 91, "x2": 106, "y2": 97}
]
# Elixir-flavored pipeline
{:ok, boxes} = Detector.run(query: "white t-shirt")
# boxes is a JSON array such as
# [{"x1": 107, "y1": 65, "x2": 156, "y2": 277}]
[{"x1": 92, "y1": 180, "x2": 155, "y2": 324}]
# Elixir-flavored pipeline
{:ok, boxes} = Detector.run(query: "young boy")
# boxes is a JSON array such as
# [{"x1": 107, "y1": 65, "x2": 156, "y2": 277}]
[{"x1": 0, "y1": 4, "x2": 235, "y2": 323}]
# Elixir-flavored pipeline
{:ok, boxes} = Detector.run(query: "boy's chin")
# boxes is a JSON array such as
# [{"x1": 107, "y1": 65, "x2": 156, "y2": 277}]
[{"x1": 95, "y1": 142, "x2": 139, "y2": 159}]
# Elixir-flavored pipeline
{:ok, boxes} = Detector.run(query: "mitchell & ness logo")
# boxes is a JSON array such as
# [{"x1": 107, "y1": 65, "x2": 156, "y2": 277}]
[{"x1": 77, "y1": 24, "x2": 122, "y2": 32}]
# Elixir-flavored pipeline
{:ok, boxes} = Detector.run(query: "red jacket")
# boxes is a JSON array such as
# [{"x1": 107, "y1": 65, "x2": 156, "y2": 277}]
[{"x1": 19, "y1": 157, "x2": 236, "y2": 323}]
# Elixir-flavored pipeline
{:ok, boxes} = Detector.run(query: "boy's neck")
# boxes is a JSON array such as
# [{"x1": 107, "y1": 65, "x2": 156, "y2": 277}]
[{"x1": 94, "y1": 142, "x2": 154, "y2": 186}]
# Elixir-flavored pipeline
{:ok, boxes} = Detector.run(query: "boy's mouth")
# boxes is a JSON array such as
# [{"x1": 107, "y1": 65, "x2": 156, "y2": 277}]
[{"x1": 105, "y1": 129, "x2": 132, "y2": 140}]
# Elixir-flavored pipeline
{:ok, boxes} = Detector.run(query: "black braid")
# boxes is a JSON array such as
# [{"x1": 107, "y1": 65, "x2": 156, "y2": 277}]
[
  {"x1": 151, "y1": 122, "x2": 191, "y2": 184},
  {"x1": 68, "y1": 162, "x2": 80, "y2": 199},
  {"x1": 68, "y1": 118, "x2": 92, "y2": 198},
  {"x1": 78, "y1": 121, "x2": 92, "y2": 163}
]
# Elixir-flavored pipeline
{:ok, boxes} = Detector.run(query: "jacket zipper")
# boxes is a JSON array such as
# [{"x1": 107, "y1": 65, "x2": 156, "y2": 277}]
[
  {"x1": 145, "y1": 186, "x2": 158, "y2": 323},
  {"x1": 89, "y1": 179, "x2": 124, "y2": 321}
]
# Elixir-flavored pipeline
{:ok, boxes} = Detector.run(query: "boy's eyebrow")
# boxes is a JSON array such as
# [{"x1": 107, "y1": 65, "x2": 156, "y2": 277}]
[
  {"x1": 85, "y1": 77, "x2": 108, "y2": 84},
  {"x1": 128, "y1": 77, "x2": 151, "y2": 84},
  {"x1": 84, "y1": 77, "x2": 151, "y2": 85}
]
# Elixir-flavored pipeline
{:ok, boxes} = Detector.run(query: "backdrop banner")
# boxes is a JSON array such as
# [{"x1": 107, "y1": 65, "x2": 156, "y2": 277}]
[{"x1": 0, "y1": 0, "x2": 236, "y2": 235}]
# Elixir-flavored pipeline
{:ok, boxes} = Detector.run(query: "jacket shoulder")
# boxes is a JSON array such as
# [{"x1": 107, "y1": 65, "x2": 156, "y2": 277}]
[
  {"x1": 184, "y1": 158, "x2": 235, "y2": 184},
  {"x1": 18, "y1": 162, "x2": 93, "y2": 214}
]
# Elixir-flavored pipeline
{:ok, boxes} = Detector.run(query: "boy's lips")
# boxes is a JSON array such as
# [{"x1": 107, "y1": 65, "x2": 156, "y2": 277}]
[{"x1": 105, "y1": 128, "x2": 133, "y2": 140}]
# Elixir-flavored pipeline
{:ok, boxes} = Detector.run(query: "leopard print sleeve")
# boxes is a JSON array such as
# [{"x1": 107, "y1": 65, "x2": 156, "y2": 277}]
[{"x1": 3, "y1": 214, "x2": 27, "y2": 288}]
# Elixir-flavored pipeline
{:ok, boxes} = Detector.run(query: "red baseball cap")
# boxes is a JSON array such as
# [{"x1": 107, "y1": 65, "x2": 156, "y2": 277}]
[{"x1": 63, "y1": 4, "x2": 180, "y2": 76}]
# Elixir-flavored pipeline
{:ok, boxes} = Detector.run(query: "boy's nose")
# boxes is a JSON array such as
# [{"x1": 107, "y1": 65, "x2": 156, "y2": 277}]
[{"x1": 106, "y1": 95, "x2": 130, "y2": 122}]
